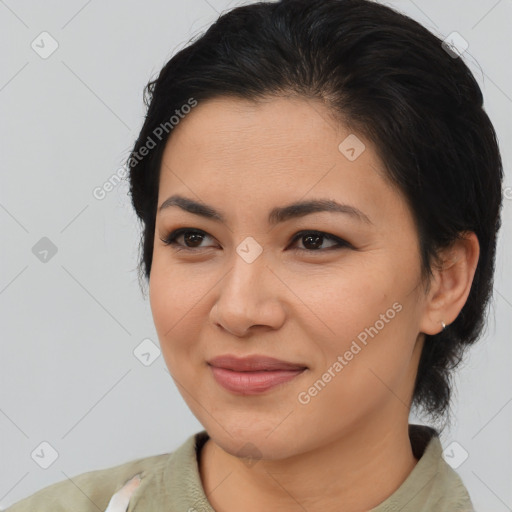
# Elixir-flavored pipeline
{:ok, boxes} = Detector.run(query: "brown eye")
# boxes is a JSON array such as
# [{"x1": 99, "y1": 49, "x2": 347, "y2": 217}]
[
  {"x1": 160, "y1": 229, "x2": 215, "y2": 249},
  {"x1": 182, "y1": 231, "x2": 206, "y2": 247},
  {"x1": 160, "y1": 228, "x2": 351, "y2": 253},
  {"x1": 289, "y1": 231, "x2": 350, "y2": 252}
]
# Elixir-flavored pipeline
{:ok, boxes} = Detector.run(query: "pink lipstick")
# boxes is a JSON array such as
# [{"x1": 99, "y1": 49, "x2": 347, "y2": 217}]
[{"x1": 208, "y1": 354, "x2": 307, "y2": 395}]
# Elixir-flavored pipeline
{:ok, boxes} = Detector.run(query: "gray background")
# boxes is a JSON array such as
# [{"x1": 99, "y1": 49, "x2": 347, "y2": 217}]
[{"x1": 1, "y1": 0, "x2": 511, "y2": 509}]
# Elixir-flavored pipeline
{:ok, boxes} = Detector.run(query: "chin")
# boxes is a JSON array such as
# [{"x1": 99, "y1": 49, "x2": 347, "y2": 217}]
[{"x1": 204, "y1": 421, "x2": 306, "y2": 462}]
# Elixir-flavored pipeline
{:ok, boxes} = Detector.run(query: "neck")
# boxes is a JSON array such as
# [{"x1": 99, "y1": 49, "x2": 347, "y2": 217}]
[{"x1": 199, "y1": 410, "x2": 418, "y2": 512}]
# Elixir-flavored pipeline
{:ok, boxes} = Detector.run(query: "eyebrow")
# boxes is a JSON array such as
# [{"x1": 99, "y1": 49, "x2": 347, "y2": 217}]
[{"x1": 158, "y1": 194, "x2": 373, "y2": 226}]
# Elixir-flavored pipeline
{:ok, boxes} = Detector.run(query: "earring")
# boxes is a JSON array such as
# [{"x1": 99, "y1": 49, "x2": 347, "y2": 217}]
[{"x1": 441, "y1": 321, "x2": 446, "y2": 331}]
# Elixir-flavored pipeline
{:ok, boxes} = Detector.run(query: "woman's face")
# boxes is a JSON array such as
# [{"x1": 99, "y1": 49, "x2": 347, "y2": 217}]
[{"x1": 149, "y1": 96, "x2": 432, "y2": 459}]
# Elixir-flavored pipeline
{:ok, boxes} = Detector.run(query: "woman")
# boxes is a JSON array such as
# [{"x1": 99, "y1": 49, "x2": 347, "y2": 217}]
[{"x1": 6, "y1": 0, "x2": 503, "y2": 510}]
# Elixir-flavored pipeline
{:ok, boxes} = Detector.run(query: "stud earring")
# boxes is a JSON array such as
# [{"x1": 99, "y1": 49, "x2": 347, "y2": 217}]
[{"x1": 441, "y1": 321, "x2": 446, "y2": 331}]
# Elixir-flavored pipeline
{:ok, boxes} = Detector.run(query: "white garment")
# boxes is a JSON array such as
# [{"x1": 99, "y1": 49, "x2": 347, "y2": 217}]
[{"x1": 104, "y1": 474, "x2": 141, "y2": 512}]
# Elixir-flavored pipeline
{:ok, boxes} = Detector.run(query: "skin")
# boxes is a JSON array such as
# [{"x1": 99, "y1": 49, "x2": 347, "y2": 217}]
[{"x1": 149, "y1": 95, "x2": 479, "y2": 512}]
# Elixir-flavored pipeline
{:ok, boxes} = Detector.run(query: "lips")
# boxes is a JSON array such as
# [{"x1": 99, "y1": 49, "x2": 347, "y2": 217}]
[
  {"x1": 207, "y1": 354, "x2": 307, "y2": 372},
  {"x1": 207, "y1": 355, "x2": 308, "y2": 395}
]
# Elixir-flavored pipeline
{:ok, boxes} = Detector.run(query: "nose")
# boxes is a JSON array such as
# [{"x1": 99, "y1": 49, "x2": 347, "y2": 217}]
[{"x1": 210, "y1": 248, "x2": 286, "y2": 337}]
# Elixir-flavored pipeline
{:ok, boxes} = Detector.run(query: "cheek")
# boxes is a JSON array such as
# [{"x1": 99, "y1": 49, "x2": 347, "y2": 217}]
[
  {"x1": 293, "y1": 267, "x2": 414, "y2": 393},
  {"x1": 297, "y1": 310, "x2": 412, "y2": 433},
  {"x1": 149, "y1": 248, "x2": 211, "y2": 324},
  {"x1": 287, "y1": 262, "x2": 397, "y2": 342},
  {"x1": 148, "y1": 255, "x2": 208, "y2": 367}
]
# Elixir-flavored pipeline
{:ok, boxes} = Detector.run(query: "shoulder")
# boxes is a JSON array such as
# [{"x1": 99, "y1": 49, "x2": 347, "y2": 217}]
[
  {"x1": 372, "y1": 424, "x2": 476, "y2": 512},
  {"x1": 432, "y1": 456, "x2": 475, "y2": 511},
  {"x1": 411, "y1": 424, "x2": 476, "y2": 511},
  {"x1": 4, "y1": 452, "x2": 170, "y2": 512}
]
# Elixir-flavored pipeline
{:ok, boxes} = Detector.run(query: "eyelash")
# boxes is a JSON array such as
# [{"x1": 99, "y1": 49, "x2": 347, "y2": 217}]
[{"x1": 159, "y1": 228, "x2": 352, "y2": 253}]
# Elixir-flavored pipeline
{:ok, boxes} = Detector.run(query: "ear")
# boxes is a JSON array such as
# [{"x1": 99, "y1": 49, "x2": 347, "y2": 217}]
[{"x1": 419, "y1": 231, "x2": 480, "y2": 335}]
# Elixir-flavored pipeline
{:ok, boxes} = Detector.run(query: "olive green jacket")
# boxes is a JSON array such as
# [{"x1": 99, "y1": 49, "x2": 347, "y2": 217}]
[{"x1": 5, "y1": 424, "x2": 475, "y2": 511}]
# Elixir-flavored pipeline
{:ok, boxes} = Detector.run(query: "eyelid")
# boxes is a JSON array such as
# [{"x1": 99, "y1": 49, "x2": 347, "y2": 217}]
[
  {"x1": 160, "y1": 228, "x2": 217, "y2": 248},
  {"x1": 160, "y1": 227, "x2": 352, "y2": 252}
]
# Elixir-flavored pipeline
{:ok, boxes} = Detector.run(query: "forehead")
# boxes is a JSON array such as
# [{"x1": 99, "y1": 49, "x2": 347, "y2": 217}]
[
  {"x1": 156, "y1": 95, "x2": 406, "y2": 226},
  {"x1": 163, "y1": 95, "x2": 349, "y2": 163}
]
